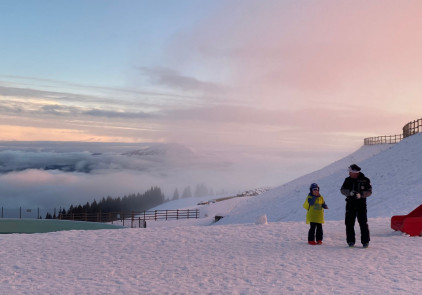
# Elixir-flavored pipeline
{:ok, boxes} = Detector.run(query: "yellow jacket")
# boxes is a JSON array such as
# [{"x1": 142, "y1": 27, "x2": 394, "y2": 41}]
[{"x1": 303, "y1": 194, "x2": 326, "y2": 224}]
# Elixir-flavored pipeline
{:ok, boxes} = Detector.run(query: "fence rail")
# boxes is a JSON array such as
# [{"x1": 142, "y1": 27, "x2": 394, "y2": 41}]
[
  {"x1": 1, "y1": 207, "x2": 199, "y2": 225},
  {"x1": 363, "y1": 134, "x2": 403, "y2": 145},
  {"x1": 364, "y1": 117, "x2": 422, "y2": 145},
  {"x1": 58, "y1": 209, "x2": 199, "y2": 222},
  {"x1": 403, "y1": 118, "x2": 422, "y2": 138},
  {"x1": 1, "y1": 207, "x2": 50, "y2": 219}
]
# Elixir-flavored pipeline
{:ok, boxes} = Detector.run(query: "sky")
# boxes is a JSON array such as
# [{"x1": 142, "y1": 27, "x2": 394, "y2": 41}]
[
  {"x1": 1, "y1": 133, "x2": 421, "y2": 294},
  {"x1": 2, "y1": 0, "x2": 422, "y2": 203},
  {"x1": 2, "y1": 1, "x2": 422, "y2": 147}
]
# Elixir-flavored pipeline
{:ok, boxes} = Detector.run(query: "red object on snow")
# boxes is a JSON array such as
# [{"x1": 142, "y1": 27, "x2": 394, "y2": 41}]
[{"x1": 391, "y1": 204, "x2": 422, "y2": 236}]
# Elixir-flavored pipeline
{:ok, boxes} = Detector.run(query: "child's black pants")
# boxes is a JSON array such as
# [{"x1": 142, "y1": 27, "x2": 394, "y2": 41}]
[{"x1": 308, "y1": 222, "x2": 323, "y2": 241}]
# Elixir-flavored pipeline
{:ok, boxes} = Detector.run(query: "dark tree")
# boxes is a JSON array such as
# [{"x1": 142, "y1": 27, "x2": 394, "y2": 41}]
[
  {"x1": 182, "y1": 186, "x2": 192, "y2": 198},
  {"x1": 172, "y1": 188, "x2": 180, "y2": 201},
  {"x1": 64, "y1": 186, "x2": 166, "y2": 221}
]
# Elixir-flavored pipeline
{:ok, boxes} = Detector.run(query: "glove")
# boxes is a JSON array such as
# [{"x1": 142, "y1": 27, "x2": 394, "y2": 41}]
[{"x1": 347, "y1": 191, "x2": 358, "y2": 200}]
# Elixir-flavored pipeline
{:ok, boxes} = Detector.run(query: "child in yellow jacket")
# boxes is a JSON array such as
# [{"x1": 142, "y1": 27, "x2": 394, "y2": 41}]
[{"x1": 303, "y1": 183, "x2": 328, "y2": 245}]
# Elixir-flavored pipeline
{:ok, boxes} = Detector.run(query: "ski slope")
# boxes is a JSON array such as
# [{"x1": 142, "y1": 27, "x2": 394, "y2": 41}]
[
  {"x1": 218, "y1": 133, "x2": 422, "y2": 225},
  {"x1": 1, "y1": 134, "x2": 422, "y2": 294}
]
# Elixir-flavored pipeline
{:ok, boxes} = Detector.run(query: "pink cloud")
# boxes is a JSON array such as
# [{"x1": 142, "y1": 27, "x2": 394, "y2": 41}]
[
  {"x1": 152, "y1": 0, "x2": 422, "y2": 150},
  {"x1": 165, "y1": 1, "x2": 422, "y2": 103}
]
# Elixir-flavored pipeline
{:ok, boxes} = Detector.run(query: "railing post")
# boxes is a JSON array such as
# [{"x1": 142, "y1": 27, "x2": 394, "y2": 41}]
[{"x1": 131, "y1": 212, "x2": 134, "y2": 228}]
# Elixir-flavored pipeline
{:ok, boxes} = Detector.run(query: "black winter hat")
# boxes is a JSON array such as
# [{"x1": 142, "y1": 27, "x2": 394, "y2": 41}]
[
  {"x1": 348, "y1": 164, "x2": 361, "y2": 173},
  {"x1": 310, "y1": 183, "x2": 319, "y2": 191}
]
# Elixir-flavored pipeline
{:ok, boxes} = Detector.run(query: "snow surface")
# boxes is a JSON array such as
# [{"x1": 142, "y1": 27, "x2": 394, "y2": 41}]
[{"x1": 1, "y1": 134, "x2": 422, "y2": 294}]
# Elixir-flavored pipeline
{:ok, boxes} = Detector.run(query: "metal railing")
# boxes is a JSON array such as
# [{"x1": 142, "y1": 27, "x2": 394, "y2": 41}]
[{"x1": 1, "y1": 207, "x2": 51, "y2": 219}]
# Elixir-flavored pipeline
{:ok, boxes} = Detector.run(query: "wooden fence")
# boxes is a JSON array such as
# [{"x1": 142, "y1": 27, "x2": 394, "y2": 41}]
[
  {"x1": 58, "y1": 209, "x2": 199, "y2": 224},
  {"x1": 1, "y1": 208, "x2": 199, "y2": 227},
  {"x1": 403, "y1": 118, "x2": 422, "y2": 138},
  {"x1": 364, "y1": 117, "x2": 422, "y2": 145},
  {"x1": 363, "y1": 134, "x2": 403, "y2": 145}
]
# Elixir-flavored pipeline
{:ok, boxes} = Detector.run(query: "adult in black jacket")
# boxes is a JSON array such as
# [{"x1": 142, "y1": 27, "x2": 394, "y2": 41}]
[{"x1": 340, "y1": 164, "x2": 372, "y2": 248}]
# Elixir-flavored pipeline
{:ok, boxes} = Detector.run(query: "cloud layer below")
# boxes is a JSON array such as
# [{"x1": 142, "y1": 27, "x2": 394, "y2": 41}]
[{"x1": 1, "y1": 141, "x2": 336, "y2": 209}]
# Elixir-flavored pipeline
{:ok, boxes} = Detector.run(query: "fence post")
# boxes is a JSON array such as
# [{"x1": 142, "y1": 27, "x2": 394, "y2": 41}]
[{"x1": 131, "y1": 212, "x2": 134, "y2": 228}]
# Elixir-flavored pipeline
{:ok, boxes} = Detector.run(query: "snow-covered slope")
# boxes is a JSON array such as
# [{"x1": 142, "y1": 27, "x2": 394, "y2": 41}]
[
  {"x1": 2, "y1": 135, "x2": 422, "y2": 294},
  {"x1": 217, "y1": 133, "x2": 422, "y2": 225}
]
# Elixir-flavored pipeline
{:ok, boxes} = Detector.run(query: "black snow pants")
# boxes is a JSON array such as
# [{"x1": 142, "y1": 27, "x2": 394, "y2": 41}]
[
  {"x1": 308, "y1": 222, "x2": 323, "y2": 242},
  {"x1": 345, "y1": 199, "x2": 370, "y2": 245}
]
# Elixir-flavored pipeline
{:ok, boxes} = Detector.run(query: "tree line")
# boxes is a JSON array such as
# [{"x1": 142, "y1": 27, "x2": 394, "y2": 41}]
[
  {"x1": 171, "y1": 184, "x2": 215, "y2": 201},
  {"x1": 46, "y1": 183, "x2": 218, "y2": 220},
  {"x1": 53, "y1": 186, "x2": 165, "y2": 221}
]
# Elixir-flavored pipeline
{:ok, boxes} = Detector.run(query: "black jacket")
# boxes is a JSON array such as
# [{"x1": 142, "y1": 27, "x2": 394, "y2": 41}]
[{"x1": 340, "y1": 172, "x2": 372, "y2": 199}]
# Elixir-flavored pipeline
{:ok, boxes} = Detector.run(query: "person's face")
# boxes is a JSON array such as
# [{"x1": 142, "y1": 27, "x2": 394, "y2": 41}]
[
  {"x1": 349, "y1": 172, "x2": 359, "y2": 178},
  {"x1": 312, "y1": 188, "x2": 320, "y2": 196}
]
